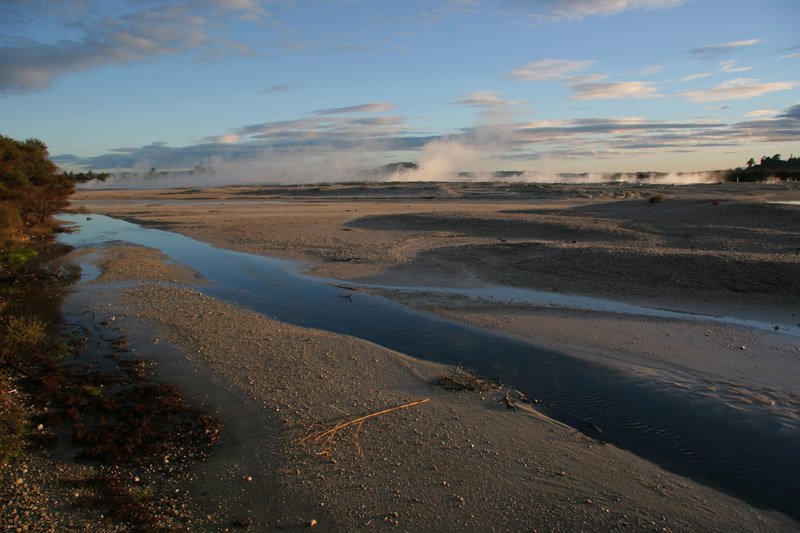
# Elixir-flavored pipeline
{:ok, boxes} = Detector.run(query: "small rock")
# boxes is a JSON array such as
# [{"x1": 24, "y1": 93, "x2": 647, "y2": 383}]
[
  {"x1": 309, "y1": 518, "x2": 318, "y2": 527},
  {"x1": 740, "y1": 346, "x2": 746, "y2": 350},
  {"x1": 36, "y1": 424, "x2": 43, "y2": 431}
]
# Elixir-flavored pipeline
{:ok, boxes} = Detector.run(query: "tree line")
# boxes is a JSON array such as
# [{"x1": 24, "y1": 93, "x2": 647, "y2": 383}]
[
  {"x1": 729, "y1": 153, "x2": 800, "y2": 182},
  {"x1": 0, "y1": 135, "x2": 75, "y2": 278}
]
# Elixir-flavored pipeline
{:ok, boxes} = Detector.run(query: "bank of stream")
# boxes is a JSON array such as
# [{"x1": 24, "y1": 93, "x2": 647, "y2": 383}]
[{"x1": 58, "y1": 213, "x2": 800, "y2": 520}]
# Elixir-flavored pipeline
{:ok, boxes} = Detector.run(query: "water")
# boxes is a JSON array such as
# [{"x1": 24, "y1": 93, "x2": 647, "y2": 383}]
[{"x1": 58, "y1": 213, "x2": 800, "y2": 520}]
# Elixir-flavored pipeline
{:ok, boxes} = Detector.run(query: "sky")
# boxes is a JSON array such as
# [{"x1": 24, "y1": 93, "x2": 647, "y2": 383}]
[{"x1": 1, "y1": 0, "x2": 799, "y2": 183}]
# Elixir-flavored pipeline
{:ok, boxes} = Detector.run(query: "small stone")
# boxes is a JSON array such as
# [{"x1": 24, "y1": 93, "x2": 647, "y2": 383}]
[
  {"x1": 15, "y1": 478, "x2": 23, "y2": 486},
  {"x1": 585, "y1": 498, "x2": 593, "y2": 504},
  {"x1": 740, "y1": 346, "x2": 746, "y2": 350},
  {"x1": 309, "y1": 519, "x2": 318, "y2": 527},
  {"x1": 36, "y1": 424, "x2": 44, "y2": 431},
  {"x1": 163, "y1": 456, "x2": 170, "y2": 464},
  {"x1": 245, "y1": 476, "x2": 253, "y2": 482}
]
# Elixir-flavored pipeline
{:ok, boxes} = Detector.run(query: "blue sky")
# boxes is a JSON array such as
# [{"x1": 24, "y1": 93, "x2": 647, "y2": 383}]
[{"x1": 1, "y1": 0, "x2": 799, "y2": 180}]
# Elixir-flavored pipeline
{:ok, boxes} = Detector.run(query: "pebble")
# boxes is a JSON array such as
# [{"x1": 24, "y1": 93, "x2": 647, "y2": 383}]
[{"x1": 309, "y1": 518, "x2": 318, "y2": 527}]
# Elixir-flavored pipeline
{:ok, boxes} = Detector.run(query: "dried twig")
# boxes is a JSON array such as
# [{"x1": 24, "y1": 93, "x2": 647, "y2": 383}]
[{"x1": 299, "y1": 398, "x2": 430, "y2": 454}]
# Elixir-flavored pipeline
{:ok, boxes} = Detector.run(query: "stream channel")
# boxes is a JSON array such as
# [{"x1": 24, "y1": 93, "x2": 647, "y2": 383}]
[{"x1": 59, "y1": 213, "x2": 800, "y2": 520}]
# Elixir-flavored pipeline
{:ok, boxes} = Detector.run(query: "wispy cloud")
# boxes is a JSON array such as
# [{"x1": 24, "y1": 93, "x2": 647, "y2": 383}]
[
  {"x1": 453, "y1": 91, "x2": 522, "y2": 107},
  {"x1": 779, "y1": 52, "x2": 800, "y2": 60},
  {"x1": 337, "y1": 44, "x2": 372, "y2": 52},
  {"x1": 689, "y1": 39, "x2": 760, "y2": 59},
  {"x1": 313, "y1": 102, "x2": 397, "y2": 115},
  {"x1": 527, "y1": 0, "x2": 687, "y2": 21},
  {"x1": 508, "y1": 58, "x2": 594, "y2": 81},
  {"x1": 570, "y1": 80, "x2": 660, "y2": 100},
  {"x1": 680, "y1": 72, "x2": 713, "y2": 83},
  {"x1": 58, "y1": 101, "x2": 800, "y2": 177},
  {"x1": 639, "y1": 65, "x2": 665, "y2": 76},
  {"x1": 679, "y1": 59, "x2": 752, "y2": 83},
  {"x1": 261, "y1": 83, "x2": 298, "y2": 94},
  {"x1": 744, "y1": 109, "x2": 777, "y2": 118},
  {"x1": 682, "y1": 78, "x2": 796, "y2": 102},
  {"x1": 0, "y1": 2, "x2": 255, "y2": 95}
]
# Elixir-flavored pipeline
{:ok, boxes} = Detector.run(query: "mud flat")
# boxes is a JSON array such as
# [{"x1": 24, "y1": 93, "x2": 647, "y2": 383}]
[{"x1": 64, "y1": 181, "x2": 800, "y2": 528}]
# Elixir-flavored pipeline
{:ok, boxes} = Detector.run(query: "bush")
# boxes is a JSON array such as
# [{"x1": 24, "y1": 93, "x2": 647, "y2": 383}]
[
  {"x1": 1, "y1": 247, "x2": 38, "y2": 277},
  {"x1": 0, "y1": 315, "x2": 46, "y2": 358}
]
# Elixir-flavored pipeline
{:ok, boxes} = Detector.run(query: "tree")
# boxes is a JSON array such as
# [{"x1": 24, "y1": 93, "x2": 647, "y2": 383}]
[
  {"x1": 746, "y1": 157, "x2": 755, "y2": 168},
  {"x1": 0, "y1": 135, "x2": 73, "y2": 250}
]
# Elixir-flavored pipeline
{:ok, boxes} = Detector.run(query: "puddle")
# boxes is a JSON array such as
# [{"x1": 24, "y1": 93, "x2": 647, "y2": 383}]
[{"x1": 58, "y1": 213, "x2": 800, "y2": 520}]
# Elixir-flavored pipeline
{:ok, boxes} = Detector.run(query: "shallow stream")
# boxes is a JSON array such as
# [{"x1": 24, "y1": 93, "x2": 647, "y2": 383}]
[{"x1": 59, "y1": 213, "x2": 800, "y2": 520}]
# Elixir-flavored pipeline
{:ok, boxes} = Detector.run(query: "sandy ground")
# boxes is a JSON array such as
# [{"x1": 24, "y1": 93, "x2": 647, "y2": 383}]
[
  {"x1": 71, "y1": 182, "x2": 800, "y2": 310},
  {"x1": 63, "y1": 244, "x2": 796, "y2": 530},
  {"x1": 64, "y1": 182, "x2": 800, "y2": 528}
]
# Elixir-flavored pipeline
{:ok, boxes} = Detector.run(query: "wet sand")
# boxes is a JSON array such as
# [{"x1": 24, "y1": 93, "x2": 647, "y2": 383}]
[{"x1": 65, "y1": 182, "x2": 800, "y2": 528}]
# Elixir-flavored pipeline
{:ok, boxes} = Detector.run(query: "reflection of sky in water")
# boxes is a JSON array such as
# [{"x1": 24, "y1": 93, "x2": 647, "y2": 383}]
[
  {"x1": 58, "y1": 212, "x2": 800, "y2": 520},
  {"x1": 348, "y1": 284, "x2": 800, "y2": 338}
]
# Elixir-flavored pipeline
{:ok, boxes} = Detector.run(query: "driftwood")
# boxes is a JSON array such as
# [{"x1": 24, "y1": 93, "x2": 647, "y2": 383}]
[{"x1": 299, "y1": 398, "x2": 430, "y2": 457}]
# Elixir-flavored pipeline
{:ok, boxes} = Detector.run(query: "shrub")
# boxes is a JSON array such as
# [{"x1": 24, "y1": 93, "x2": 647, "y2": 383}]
[{"x1": 0, "y1": 315, "x2": 46, "y2": 358}]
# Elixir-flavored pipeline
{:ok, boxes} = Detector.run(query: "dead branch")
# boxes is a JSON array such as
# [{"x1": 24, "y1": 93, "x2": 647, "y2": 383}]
[{"x1": 299, "y1": 398, "x2": 430, "y2": 451}]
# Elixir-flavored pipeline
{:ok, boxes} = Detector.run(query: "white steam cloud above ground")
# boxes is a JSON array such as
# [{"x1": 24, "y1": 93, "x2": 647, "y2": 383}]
[{"x1": 72, "y1": 101, "x2": 800, "y2": 189}]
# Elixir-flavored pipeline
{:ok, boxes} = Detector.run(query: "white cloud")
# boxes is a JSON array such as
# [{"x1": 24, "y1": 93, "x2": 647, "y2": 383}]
[
  {"x1": 779, "y1": 52, "x2": 800, "y2": 60},
  {"x1": 313, "y1": 102, "x2": 397, "y2": 115},
  {"x1": 719, "y1": 59, "x2": 752, "y2": 73},
  {"x1": 682, "y1": 78, "x2": 796, "y2": 103},
  {"x1": 680, "y1": 72, "x2": 713, "y2": 83},
  {"x1": 570, "y1": 80, "x2": 660, "y2": 100},
  {"x1": 508, "y1": 58, "x2": 594, "y2": 81},
  {"x1": 689, "y1": 39, "x2": 760, "y2": 59},
  {"x1": 744, "y1": 109, "x2": 777, "y2": 118},
  {"x1": 532, "y1": 0, "x2": 687, "y2": 21},
  {"x1": 453, "y1": 91, "x2": 522, "y2": 107},
  {"x1": 639, "y1": 65, "x2": 664, "y2": 75}
]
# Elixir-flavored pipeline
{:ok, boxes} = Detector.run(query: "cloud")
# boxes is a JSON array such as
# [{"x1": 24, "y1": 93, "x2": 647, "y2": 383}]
[
  {"x1": 453, "y1": 91, "x2": 522, "y2": 107},
  {"x1": 570, "y1": 80, "x2": 660, "y2": 100},
  {"x1": 639, "y1": 65, "x2": 664, "y2": 75},
  {"x1": 680, "y1": 72, "x2": 713, "y2": 83},
  {"x1": 55, "y1": 99, "x2": 800, "y2": 181},
  {"x1": 744, "y1": 109, "x2": 777, "y2": 118},
  {"x1": 207, "y1": 0, "x2": 271, "y2": 21},
  {"x1": 261, "y1": 83, "x2": 298, "y2": 93},
  {"x1": 508, "y1": 58, "x2": 594, "y2": 81},
  {"x1": 313, "y1": 101, "x2": 397, "y2": 115},
  {"x1": 682, "y1": 78, "x2": 796, "y2": 102},
  {"x1": 337, "y1": 44, "x2": 372, "y2": 52},
  {"x1": 0, "y1": 2, "x2": 254, "y2": 95},
  {"x1": 779, "y1": 52, "x2": 800, "y2": 60},
  {"x1": 524, "y1": 0, "x2": 687, "y2": 21},
  {"x1": 680, "y1": 59, "x2": 752, "y2": 83},
  {"x1": 689, "y1": 39, "x2": 760, "y2": 59}
]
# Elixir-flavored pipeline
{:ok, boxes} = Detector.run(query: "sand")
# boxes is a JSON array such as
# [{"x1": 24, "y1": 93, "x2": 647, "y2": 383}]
[
  {"x1": 64, "y1": 182, "x2": 800, "y2": 529},
  {"x1": 66, "y1": 247, "x2": 793, "y2": 530}
]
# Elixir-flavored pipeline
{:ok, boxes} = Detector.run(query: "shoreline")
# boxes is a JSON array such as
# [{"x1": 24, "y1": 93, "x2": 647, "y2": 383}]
[
  {"x1": 58, "y1": 182, "x2": 800, "y2": 527},
  {"x1": 60, "y1": 242, "x2": 797, "y2": 529}
]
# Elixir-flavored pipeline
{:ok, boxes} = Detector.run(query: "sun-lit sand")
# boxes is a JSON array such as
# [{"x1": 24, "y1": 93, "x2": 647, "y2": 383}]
[{"x1": 63, "y1": 181, "x2": 800, "y2": 528}]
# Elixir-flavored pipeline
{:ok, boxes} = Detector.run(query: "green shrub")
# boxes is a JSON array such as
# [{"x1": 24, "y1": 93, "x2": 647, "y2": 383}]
[{"x1": 1, "y1": 247, "x2": 38, "y2": 276}]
